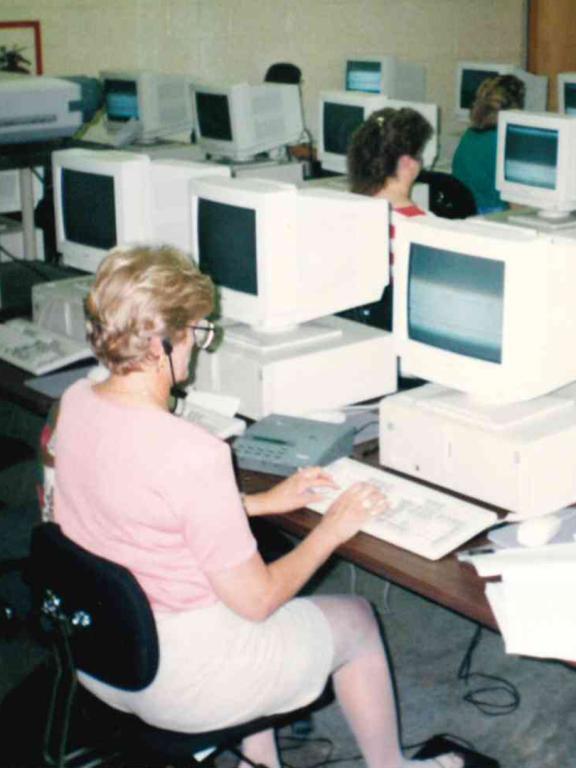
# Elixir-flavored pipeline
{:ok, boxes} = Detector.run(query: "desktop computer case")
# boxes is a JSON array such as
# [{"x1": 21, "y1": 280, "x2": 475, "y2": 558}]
[
  {"x1": 194, "y1": 316, "x2": 397, "y2": 420},
  {"x1": 379, "y1": 382, "x2": 576, "y2": 518}
]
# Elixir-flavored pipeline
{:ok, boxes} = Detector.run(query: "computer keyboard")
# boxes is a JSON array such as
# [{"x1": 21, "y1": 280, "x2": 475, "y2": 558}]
[
  {"x1": 176, "y1": 399, "x2": 247, "y2": 440},
  {"x1": 308, "y1": 457, "x2": 498, "y2": 560},
  {"x1": 0, "y1": 318, "x2": 92, "y2": 375}
]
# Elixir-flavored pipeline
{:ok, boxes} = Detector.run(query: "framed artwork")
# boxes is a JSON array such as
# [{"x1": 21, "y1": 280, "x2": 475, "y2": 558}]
[{"x1": 0, "y1": 20, "x2": 43, "y2": 75}]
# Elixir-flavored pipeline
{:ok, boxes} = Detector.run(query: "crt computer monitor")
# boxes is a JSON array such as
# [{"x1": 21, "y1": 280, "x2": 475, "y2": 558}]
[
  {"x1": 394, "y1": 215, "x2": 576, "y2": 405},
  {"x1": 100, "y1": 70, "x2": 194, "y2": 143},
  {"x1": 455, "y1": 61, "x2": 548, "y2": 120},
  {"x1": 189, "y1": 176, "x2": 390, "y2": 336},
  {"x1": 496, "y1": 110, "x2": 576, "y2": 226},
  {"x1": 53, "y1": 148, "x2": 231, "y2": 273},
  {"x1": 192, "y1": 82, "x2": 303, "y2": 162},
  {"x1": 558, "y1": 72, "x2": 576, "y2": 115},
  {"x1": 318, "y1": 92, "x2": 438, "y2": 174},
  {"x1": 345, "y1": 55, "x2": 426, "y2": 102},
  {"x1": 317, "y1": 91, "x2": 388, "y2": 174}
]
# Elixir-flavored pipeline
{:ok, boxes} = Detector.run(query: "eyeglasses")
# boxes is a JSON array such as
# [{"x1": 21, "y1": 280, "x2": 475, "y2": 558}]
[{"x1": 189, "y1": 321, "x2": 215, "y2": 350}]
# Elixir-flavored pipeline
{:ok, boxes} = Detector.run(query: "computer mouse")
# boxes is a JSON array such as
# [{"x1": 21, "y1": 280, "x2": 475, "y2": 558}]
[{"x1": 515, "y1": 514, "x2": 563, "y2": 547}]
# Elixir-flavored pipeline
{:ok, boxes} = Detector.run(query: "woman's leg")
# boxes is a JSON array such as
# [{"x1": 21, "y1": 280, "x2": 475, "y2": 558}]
[
  {"x1": 239, "y1": 728, "x2": 281, "y2": 768},
  {"x1": 310, "y1": 595, "x2": 462, "y2": 768}
]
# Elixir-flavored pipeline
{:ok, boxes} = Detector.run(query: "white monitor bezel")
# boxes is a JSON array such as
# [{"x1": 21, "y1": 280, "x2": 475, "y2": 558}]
[{"x1": 558, "y1": 72, "x2": 576, "y2": 115}]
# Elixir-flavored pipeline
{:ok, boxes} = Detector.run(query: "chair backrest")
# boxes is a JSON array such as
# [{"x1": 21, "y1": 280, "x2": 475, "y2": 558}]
[
  {"x1": 418, "y1": 170, "x2": 477, "y2": 219},
  {"x1": 30, "y1": 522, "x2": 159, "y2": 691}
]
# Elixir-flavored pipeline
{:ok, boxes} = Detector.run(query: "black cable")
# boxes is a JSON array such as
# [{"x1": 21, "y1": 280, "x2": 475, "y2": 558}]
[{"x1": 457, "y1": 625, "x2": 520, "y2": 716}]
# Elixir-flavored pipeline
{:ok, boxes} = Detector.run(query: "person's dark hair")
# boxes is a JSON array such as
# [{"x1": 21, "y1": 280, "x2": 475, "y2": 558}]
[
  {"x1": 347, "y1": 108, "x2": 433, "y2": 196},
  {"x1": 470, "y1": 74, "x2": 525, "y2": 131}
]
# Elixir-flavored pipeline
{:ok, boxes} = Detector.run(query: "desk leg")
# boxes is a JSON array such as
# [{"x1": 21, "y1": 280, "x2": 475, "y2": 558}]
[{"x1": 18, "y1": 168, "x2": 37, "y2": 261}]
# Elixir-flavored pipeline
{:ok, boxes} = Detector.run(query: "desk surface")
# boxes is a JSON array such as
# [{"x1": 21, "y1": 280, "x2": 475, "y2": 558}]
[{"x1": 0, "y1": 356, "x2": 496, "y2": 630}]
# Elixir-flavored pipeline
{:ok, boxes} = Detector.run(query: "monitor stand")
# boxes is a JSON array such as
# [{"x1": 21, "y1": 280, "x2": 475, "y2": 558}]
[
  {"x1": 508, "y1": 210, "x2": 576, "y2": 232},
  {"x1": 193, "y1": 315, "x2": 397, "y2": 420},
  {"x1": 379, "y1": 382, "x2": 576, "y2": 518}
]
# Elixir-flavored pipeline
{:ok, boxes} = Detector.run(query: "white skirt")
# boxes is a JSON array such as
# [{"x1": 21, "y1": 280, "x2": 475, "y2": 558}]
[{"x1": 78, "y1": 597, "x2": 334, "y2": 733}]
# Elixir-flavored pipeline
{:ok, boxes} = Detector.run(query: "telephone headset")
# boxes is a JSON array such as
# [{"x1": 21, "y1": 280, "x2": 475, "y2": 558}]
[{"x1": 162, "y1": 337, "x2": 187, "y2": 411}]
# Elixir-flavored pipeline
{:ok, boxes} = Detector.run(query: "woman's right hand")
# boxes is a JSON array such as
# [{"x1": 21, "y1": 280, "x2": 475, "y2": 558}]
[{"x1": 319, "y1": 482, "x2": 389, "y2": 547}]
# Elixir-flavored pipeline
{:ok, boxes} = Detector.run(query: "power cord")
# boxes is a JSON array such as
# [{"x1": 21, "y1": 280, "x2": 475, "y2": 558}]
[{"x1": 457, "y1": 625, "x2": 520, "y2": 716}]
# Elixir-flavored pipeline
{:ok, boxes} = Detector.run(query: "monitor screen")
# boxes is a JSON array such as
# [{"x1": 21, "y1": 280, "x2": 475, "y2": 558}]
[
  {"x1": 103, "y1": 78, "x2": 139, "y2": 122},
  {"x1": 346, "y1": 61, "x2": 382, "y2": 94},
  {"x1": 62, "y1": 169, "x2": 117, "y2": 250},
  {"x1": 459, "y1": 68, "x2": 500, "y2": 110},
  {"x1": 503, "y1": 124, "x2": 558, "y2": 190},
  {"x1": 395, "y1": 215, "x2": 576, "y2": 404},
  {"x1": 198, "y1": 199, "x2": 257, "y2": 294},
  {"x1": 408, "y1": 243, "x2": 504, "y2": 364},
  {"x1": 195, "y1": 93, "x2": 233, "y2": 141},
  {"x1": 563, "y1": 82, "x2": 576, "y2": 115},
  {"x1": 323, "y1": 102, "x2": 365, "y2": 155}
]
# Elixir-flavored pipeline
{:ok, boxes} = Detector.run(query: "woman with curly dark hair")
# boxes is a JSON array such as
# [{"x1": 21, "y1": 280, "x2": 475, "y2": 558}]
[{"x1": 345, "y1": 108, "x2": 432, "y2": 330}]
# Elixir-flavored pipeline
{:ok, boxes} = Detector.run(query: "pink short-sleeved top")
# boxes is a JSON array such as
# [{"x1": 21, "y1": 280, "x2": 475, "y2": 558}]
[{"x1": 54, "y1": 379, "x2": 257, "y2": 613}]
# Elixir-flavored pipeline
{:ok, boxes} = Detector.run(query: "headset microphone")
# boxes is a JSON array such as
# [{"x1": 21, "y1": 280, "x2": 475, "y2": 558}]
[{"x1": 162, "y1": 338, "x2": 186, "y2": 411}]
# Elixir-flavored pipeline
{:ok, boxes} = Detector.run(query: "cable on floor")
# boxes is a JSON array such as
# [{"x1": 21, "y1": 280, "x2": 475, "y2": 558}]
[{"x1": 457, "y1": 625, "x2": 520, "y2": 716}]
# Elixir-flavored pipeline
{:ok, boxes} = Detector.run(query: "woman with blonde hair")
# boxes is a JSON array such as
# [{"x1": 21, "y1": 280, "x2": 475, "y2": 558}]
[
  {"x1": 52, "y1": 243, "x2": 462, "y2": 768},
  {"x1": 452, "y1": 74, "x2": 525, "y2": 214}
]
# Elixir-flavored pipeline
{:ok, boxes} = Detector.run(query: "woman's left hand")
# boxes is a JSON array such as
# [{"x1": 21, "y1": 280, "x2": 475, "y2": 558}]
[{"x1": 243, "y1": 467, "x2": 338, "y2": 516}]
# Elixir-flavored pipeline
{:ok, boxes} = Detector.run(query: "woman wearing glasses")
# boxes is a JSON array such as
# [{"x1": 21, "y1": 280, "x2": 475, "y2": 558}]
[{"x1": 53, "y1": 244, "x2": 461, "y2": 768}]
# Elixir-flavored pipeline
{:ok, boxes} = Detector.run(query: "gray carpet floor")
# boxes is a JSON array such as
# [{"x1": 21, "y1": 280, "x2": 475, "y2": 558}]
[{"x1": 1, "y1": 402, "x2": 575, "y2": 768}]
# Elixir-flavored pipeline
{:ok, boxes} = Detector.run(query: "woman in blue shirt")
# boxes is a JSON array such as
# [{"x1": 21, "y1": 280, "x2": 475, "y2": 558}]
[{"x1": 452, "y1": 74, "x2": 525, "y2": 215}]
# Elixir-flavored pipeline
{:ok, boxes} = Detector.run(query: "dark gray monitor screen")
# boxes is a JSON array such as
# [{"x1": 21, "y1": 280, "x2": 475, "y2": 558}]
[
  {"x1": 104, "y1": 79, "x2": 138, "y2": 122},
  {"x1": 62, "y1": 169, "x2": 117, "y2": 250},
  {"x1": 504, "y1": 124, "x2": 558, "y2": 190},
  {"x1": 408, "y1": 243, "x2": 504, "y2": 364},
  {"x1": 460, "y1": 69, "x2": 499, "y2": 109},
  {"x1": 565, "y1": 83, "x2": 576, "y2": 115},
  {"x1": 196, "y1": 92, "x2": 233, "y2": 141},
  {"x1": 198, "y1": 199, "x2": 257, "y2": 295},
  {"x1": 323, "y1": 102, "x2": 365, "y2": 156},
  {"x1": 346, "y1": 61, "x2": 382, "y2": 94}
]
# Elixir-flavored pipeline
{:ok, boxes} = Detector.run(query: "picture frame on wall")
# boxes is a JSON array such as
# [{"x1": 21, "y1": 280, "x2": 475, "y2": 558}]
[{"x1": 0, "y1": 20, "x2": 43, "y2": 76}]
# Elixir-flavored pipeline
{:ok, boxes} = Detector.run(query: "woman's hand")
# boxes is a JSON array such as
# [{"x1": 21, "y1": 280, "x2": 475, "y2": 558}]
[
  {"x1": 243, "y1": 466, "x2": 338, "y2": 516},
  {"x1": 318, "y1": 482, "x2": 389, "y2": 547}
]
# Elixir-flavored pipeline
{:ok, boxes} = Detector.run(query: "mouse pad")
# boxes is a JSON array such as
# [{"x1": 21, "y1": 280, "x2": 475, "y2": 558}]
[
  {"x1": 488, "y1": 507, "x2": 576, "y2": 548},
  {"x1": 414, "y1": 735, "x2": 500, "y2": 767}
]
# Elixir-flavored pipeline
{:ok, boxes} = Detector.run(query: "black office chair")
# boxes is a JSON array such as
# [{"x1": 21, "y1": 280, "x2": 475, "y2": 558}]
[
  {"x1": 29, "y1": 522, "x2": 330, "y2": 768},
  {"x1": 417, "y1": 170, "x2": 477, "y2": 219}
]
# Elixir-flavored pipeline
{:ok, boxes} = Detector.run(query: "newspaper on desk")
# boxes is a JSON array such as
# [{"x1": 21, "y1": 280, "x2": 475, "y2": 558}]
[{"x1": 466, "y1": 541, "x2": 576, "y2": 662}]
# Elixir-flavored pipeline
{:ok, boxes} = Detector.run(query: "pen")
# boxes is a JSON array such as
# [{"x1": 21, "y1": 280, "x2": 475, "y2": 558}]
[{"x1": 457, "y1": 545, "x2": 496, "y2": 561}]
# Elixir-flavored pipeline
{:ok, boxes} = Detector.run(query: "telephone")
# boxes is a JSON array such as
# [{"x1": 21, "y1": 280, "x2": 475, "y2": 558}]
[{"x1": 232, "y1": 413, "x2": 355, "y2": 476}]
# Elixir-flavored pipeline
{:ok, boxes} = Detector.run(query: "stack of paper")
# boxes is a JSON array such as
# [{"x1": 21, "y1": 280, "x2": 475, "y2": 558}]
[{"x1": 468, "y1": 543, "x2": 576, "y2": 661}]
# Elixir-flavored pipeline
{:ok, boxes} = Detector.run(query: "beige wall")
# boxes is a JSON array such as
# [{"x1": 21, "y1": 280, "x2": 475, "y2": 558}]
[{"x1": 2, "y1": 0, "x2": 527, "y2": 163}]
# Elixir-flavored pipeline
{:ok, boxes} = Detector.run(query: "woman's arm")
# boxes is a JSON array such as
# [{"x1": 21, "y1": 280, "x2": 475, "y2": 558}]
[
  {"x1": 208, "y1": 482, "x2": 387, "y2": 622},
  {"x1": 242, "y1": 467, "x2": 338, "y2": 517}
]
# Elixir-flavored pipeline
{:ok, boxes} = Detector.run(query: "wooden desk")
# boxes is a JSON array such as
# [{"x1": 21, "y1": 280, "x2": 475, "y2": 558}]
[{"x1": 0, "y1": 357, "x2": 496, "y2": 631}]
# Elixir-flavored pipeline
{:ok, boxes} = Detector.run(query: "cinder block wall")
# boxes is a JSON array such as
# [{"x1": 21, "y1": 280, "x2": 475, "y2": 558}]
[{"x1": 3, "y1": 0, "x2": 527, "y2": 163}]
